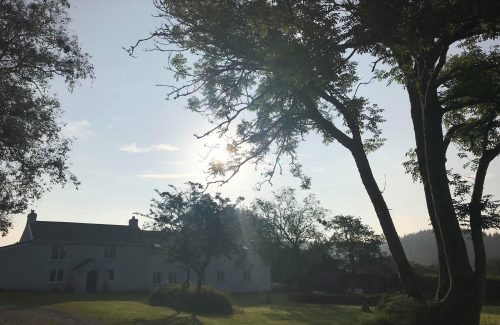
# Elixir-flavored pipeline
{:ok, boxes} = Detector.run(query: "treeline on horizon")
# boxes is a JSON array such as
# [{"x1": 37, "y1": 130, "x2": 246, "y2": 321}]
[{"x1": 382, "y1": 230, "x2": 500, "y2": 266}]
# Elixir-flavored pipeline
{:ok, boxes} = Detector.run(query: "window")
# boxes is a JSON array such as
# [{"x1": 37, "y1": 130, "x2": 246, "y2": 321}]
[
  {"x1": 49, "y1": 269, "x2": 64, "y2": 282},
  {"x1": 51, "y1": 245, "x2": 66, "y2": 259},
  {"x1": 152, "y1": 272, "x2": 162, "y2": 285},
  {"x1": 217, "y1": 270, "x2": 225, "y2": 283},
  {"x1": 108, "y1": 270, "x2": 115, "y2": 281},
  {"x1": 243, "y1": 270, "x2": 251, "y2": 282},
  {"x1": 104, "y1": 246, "x2": 116, "y2": 259},
  {"x1": 49, "y1": 270, "x2": 56, "y2": 282},
  {"x1": 168, "y1": 272, "x2": 176, "y2": 284}
]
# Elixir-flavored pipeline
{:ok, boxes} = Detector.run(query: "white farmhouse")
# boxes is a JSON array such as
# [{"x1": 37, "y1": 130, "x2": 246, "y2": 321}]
[{"x1": 0, "y1": 211, "x2": 271, "y2": 293}]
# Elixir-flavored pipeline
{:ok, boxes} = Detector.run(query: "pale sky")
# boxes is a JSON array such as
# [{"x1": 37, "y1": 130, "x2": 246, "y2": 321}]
[{"x1": 1, "y1": 0, "x2": 499, "y2": 245}]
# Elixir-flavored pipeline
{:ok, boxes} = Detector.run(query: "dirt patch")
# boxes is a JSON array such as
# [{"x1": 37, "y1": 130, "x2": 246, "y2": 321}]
[{"x1": 0, "y1": 307, "x2": 101, "y2": 325}]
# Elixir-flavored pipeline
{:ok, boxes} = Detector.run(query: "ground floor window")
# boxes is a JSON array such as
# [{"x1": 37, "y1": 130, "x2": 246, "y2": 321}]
[
  {"x1": 107, "y1": 270, "x2": 115, "y2": 281},
  {"x1": 217, "y1": 270, "x2": 225, "y2": 282},
  {"x1": 168, "y1": 272, "x2": 176, "y2": 283},
  {"x1": 153, "y1": 272, "x2": 162, "y2": 285},
  {"x1": 243, "y1": 270, "x2": 251, "y2": 282},
  {"x1": 49, "y1": 269, "x2": 64, "y2": 282}
]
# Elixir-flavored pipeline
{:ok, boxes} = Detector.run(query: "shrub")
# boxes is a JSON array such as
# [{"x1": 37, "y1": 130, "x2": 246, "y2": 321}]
[
  {"x1": 383, "y1": 295, "x2": 428, "y2": 325},
  {"x1": 148, "y1": 283, "x2": 233, "y2": 315},
  {"x1": 360, "y1": 295, "x2": 429, "y2": 325}
]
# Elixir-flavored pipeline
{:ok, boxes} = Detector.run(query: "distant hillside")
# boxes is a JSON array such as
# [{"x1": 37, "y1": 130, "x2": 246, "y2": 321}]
[{"x1": 382, "y1": 230, "x2": 500, "y2": 266}]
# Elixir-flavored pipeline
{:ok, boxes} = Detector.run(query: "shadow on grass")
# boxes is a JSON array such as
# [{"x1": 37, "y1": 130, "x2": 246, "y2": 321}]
[
  {"x1": 115, "y1": 312, "x2": 204, "y2": 325},
  {"x1": 0, "y1": 290, "x2": 149, "y2": 309},
  {"x1": 261, "y1": 302, "x2": 365, "y2": 325}
]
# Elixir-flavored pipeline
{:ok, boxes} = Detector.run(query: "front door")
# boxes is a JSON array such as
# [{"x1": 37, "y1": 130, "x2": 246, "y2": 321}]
[{"x1": 86, "y1": 270, "x2": 98, "y2": 293}]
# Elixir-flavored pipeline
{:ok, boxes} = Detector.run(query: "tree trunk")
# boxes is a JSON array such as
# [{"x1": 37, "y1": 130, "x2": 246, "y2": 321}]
[
  {"x1": 293, "y1": 245, "x2": 305, "y2": 290},
  {"x1": 408, "y1": 74, "x2": 480, "y2": 324},
  {"x1": 469, "y1": 153, "x2": 493, "y2": 307},
  {"x1": 350, "y1": 143, "x2": 423, "y2": 301},
  {"x1": 301, "y1": 90, "x2": 422, "y2": 299},
  {"x1": 184, "y1": 266, "x2": 191, "y2": 287},
  {"x1": 196, "y1": 271, "x2": 203, "y2": 290},
  {"x1": 407, "y1": 83, "x2": 449, "y2": 301}
]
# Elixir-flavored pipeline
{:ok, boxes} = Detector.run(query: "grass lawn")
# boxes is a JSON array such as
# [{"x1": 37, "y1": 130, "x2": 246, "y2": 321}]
[{"x1": 0, "y1": 291, "x2": 499, "y2": 325}]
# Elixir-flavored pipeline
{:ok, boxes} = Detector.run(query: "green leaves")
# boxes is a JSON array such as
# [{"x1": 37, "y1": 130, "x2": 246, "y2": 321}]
[
  {"x1": 0, "y1": 0, "x2": 93, "y2": 235},
  {"x1": 129, "y1": 0, "x2": 387, "y2": 188}
]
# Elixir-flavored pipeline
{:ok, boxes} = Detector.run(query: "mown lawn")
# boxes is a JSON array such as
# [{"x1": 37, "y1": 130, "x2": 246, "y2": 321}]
[{"x1": 0, "y1": 291, "x2": 499, "y2": 325}]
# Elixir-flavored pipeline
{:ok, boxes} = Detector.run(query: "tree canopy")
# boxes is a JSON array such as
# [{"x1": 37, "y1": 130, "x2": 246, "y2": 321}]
[
  {"x1": 325, "y1": 215, "x2": 384, "y2": 274},
  {"x1": 0, "y1": 0, "x2": 93, "y2": 235},
  {"x1": 146, "y1": 182, "x2": 243, "y2": 289}
]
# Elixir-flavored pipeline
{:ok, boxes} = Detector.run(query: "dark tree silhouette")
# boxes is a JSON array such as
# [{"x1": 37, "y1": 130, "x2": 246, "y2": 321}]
[
  {"x1": 128, "y1": 0, "x2": 422, "y2": 300},
  {"x1": 251, "y1": 187, "x2": 326, "y2": 286},
  {"x1": 325, "y1": 215, "x2": 384, "y2": 274},
  {"x1": 343, "y1": 1, "x2": 499, "y2": 322},
  {"x1": 146, "y1": 182, "x2": 243, "y2": 289},
  {"x1": 0, "y1": 0, "x2": 93, "y2": 235},
  {"x1": 402, "y1": 46, "x2": 500, "y2": 303}
]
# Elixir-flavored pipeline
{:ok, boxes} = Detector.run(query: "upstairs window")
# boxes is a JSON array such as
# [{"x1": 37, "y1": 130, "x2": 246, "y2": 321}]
[
  {"x1": 217, "y1": 270, "x2": 225, "y2": 283},
  {"x1": 168, "y1": 272, "x2": 177, "y2": 284},
  {"x1": 51, "y1": 245, "x2": 66, "y2": 259},
  {"x1": 104, "y1": 246, "x2": 116, "y2": 259},
  {"x1": 243, "y1": 270, "x2": 251, "y2": 282},
  {"x1": 153, "y1": 272, "x2": 162, "y2": 285}
]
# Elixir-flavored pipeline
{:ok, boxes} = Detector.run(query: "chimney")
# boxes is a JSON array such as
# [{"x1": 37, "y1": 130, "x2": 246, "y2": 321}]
[
  {"x1": 129, "y1": 216, "x2": 139, "y2": 229},
  {"x1": 27, "y1": 210, "x2": 37, "y2": 224}
]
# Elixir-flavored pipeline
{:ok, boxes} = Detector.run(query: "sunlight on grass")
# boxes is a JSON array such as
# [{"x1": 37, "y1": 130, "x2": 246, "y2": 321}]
[{"x1": 0, "y1": 291, "x2": 499, "y2": 325}]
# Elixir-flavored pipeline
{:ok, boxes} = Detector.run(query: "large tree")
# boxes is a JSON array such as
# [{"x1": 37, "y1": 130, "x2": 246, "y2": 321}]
[
  {"x1": 0, "y1": 0, "x2": 93, "y2": 235},
  {"x1": 147, "y1": 182, "x2": 243, "y2": 289},
  {"x1": 342, "y1": 2, "x2": 499, "y2": 322},
  {"x1": 131, "y1": 1, "x2": 499, "y2": 322},
  {"x1": 403, "y1": 46, "x2": 500, "y2": 303},
  {"x1": 129, "y1": 0, "x2": 422, "y2": 300}
]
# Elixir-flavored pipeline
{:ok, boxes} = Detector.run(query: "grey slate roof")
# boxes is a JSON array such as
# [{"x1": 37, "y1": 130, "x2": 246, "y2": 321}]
[{"x1": 29, "y1": 221, "x2": 163, "y2": 245}]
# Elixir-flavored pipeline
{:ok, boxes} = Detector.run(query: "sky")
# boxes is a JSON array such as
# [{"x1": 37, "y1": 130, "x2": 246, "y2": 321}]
[{"x1": 1, "y1": 0, "x2": 499, "y2": 245}]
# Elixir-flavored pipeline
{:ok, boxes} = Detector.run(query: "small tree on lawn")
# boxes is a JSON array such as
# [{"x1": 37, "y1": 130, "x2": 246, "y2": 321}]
[{"x1": 147, "y1": 182, "x2": 242, "y2": 289}]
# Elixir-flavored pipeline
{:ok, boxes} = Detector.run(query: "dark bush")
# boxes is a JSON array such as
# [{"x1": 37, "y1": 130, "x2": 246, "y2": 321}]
[
  {"x1": 383, "y1": 295, "x2": 428, "y2": 325},
  {"x1": 359, "y1": 295, "x2": 428, "y2": 325},
  {"x1": 288, "y1": 292, "x2": 388, "y2": 306},
  {"x1": 148, "y1": 283, "x2": 233, "y2": 315},
  {"x1": 485, "y1": 278, "x2": 500, "y2": 305}
]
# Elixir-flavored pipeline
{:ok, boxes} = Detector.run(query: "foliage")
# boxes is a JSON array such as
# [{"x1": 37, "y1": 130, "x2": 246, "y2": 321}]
[
  {"x1": 383, "y1": 295, "x2": 429, "y2": 325},
  {"x1": 130, "y1": 0, "x2": 430, "y2": 299},
  {"x1": 145, "y1": 182, "x2": 243, "y2": 288},
  {"x1": 148, "y1": 283, "x2": 233, "y2": 315},
  {"x1": 360, "y1": 295, "x2": 429, "y2": 325},
  {"x1": 0, "y1": 0, "x2": 93, "y2": 235},
  {"x1": 323, "y1": 215, "x2": 384, "y2": 274},
  {"x1": 251, "y1": 187, "x2": 326, "y2": 286},
  {"x1": 127, "y1": 0, "x2": 387, "y2": 190},
  {"x1": 252, "y1": 187, "x2": 325, "y2": 251},
  {"x1": 402, "y1": 46, "x2": 500, "y2": 232}
]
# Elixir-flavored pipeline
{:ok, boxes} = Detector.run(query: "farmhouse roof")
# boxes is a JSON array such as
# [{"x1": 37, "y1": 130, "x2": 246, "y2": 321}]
[{"x1": 27, "y1": 221, "x2": 163, "y2": 245}]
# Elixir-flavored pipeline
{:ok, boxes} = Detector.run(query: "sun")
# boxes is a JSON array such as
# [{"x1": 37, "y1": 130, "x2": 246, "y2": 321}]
[{"x1": 207, "y1": 139, "x2": 231, "y2": 164}]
